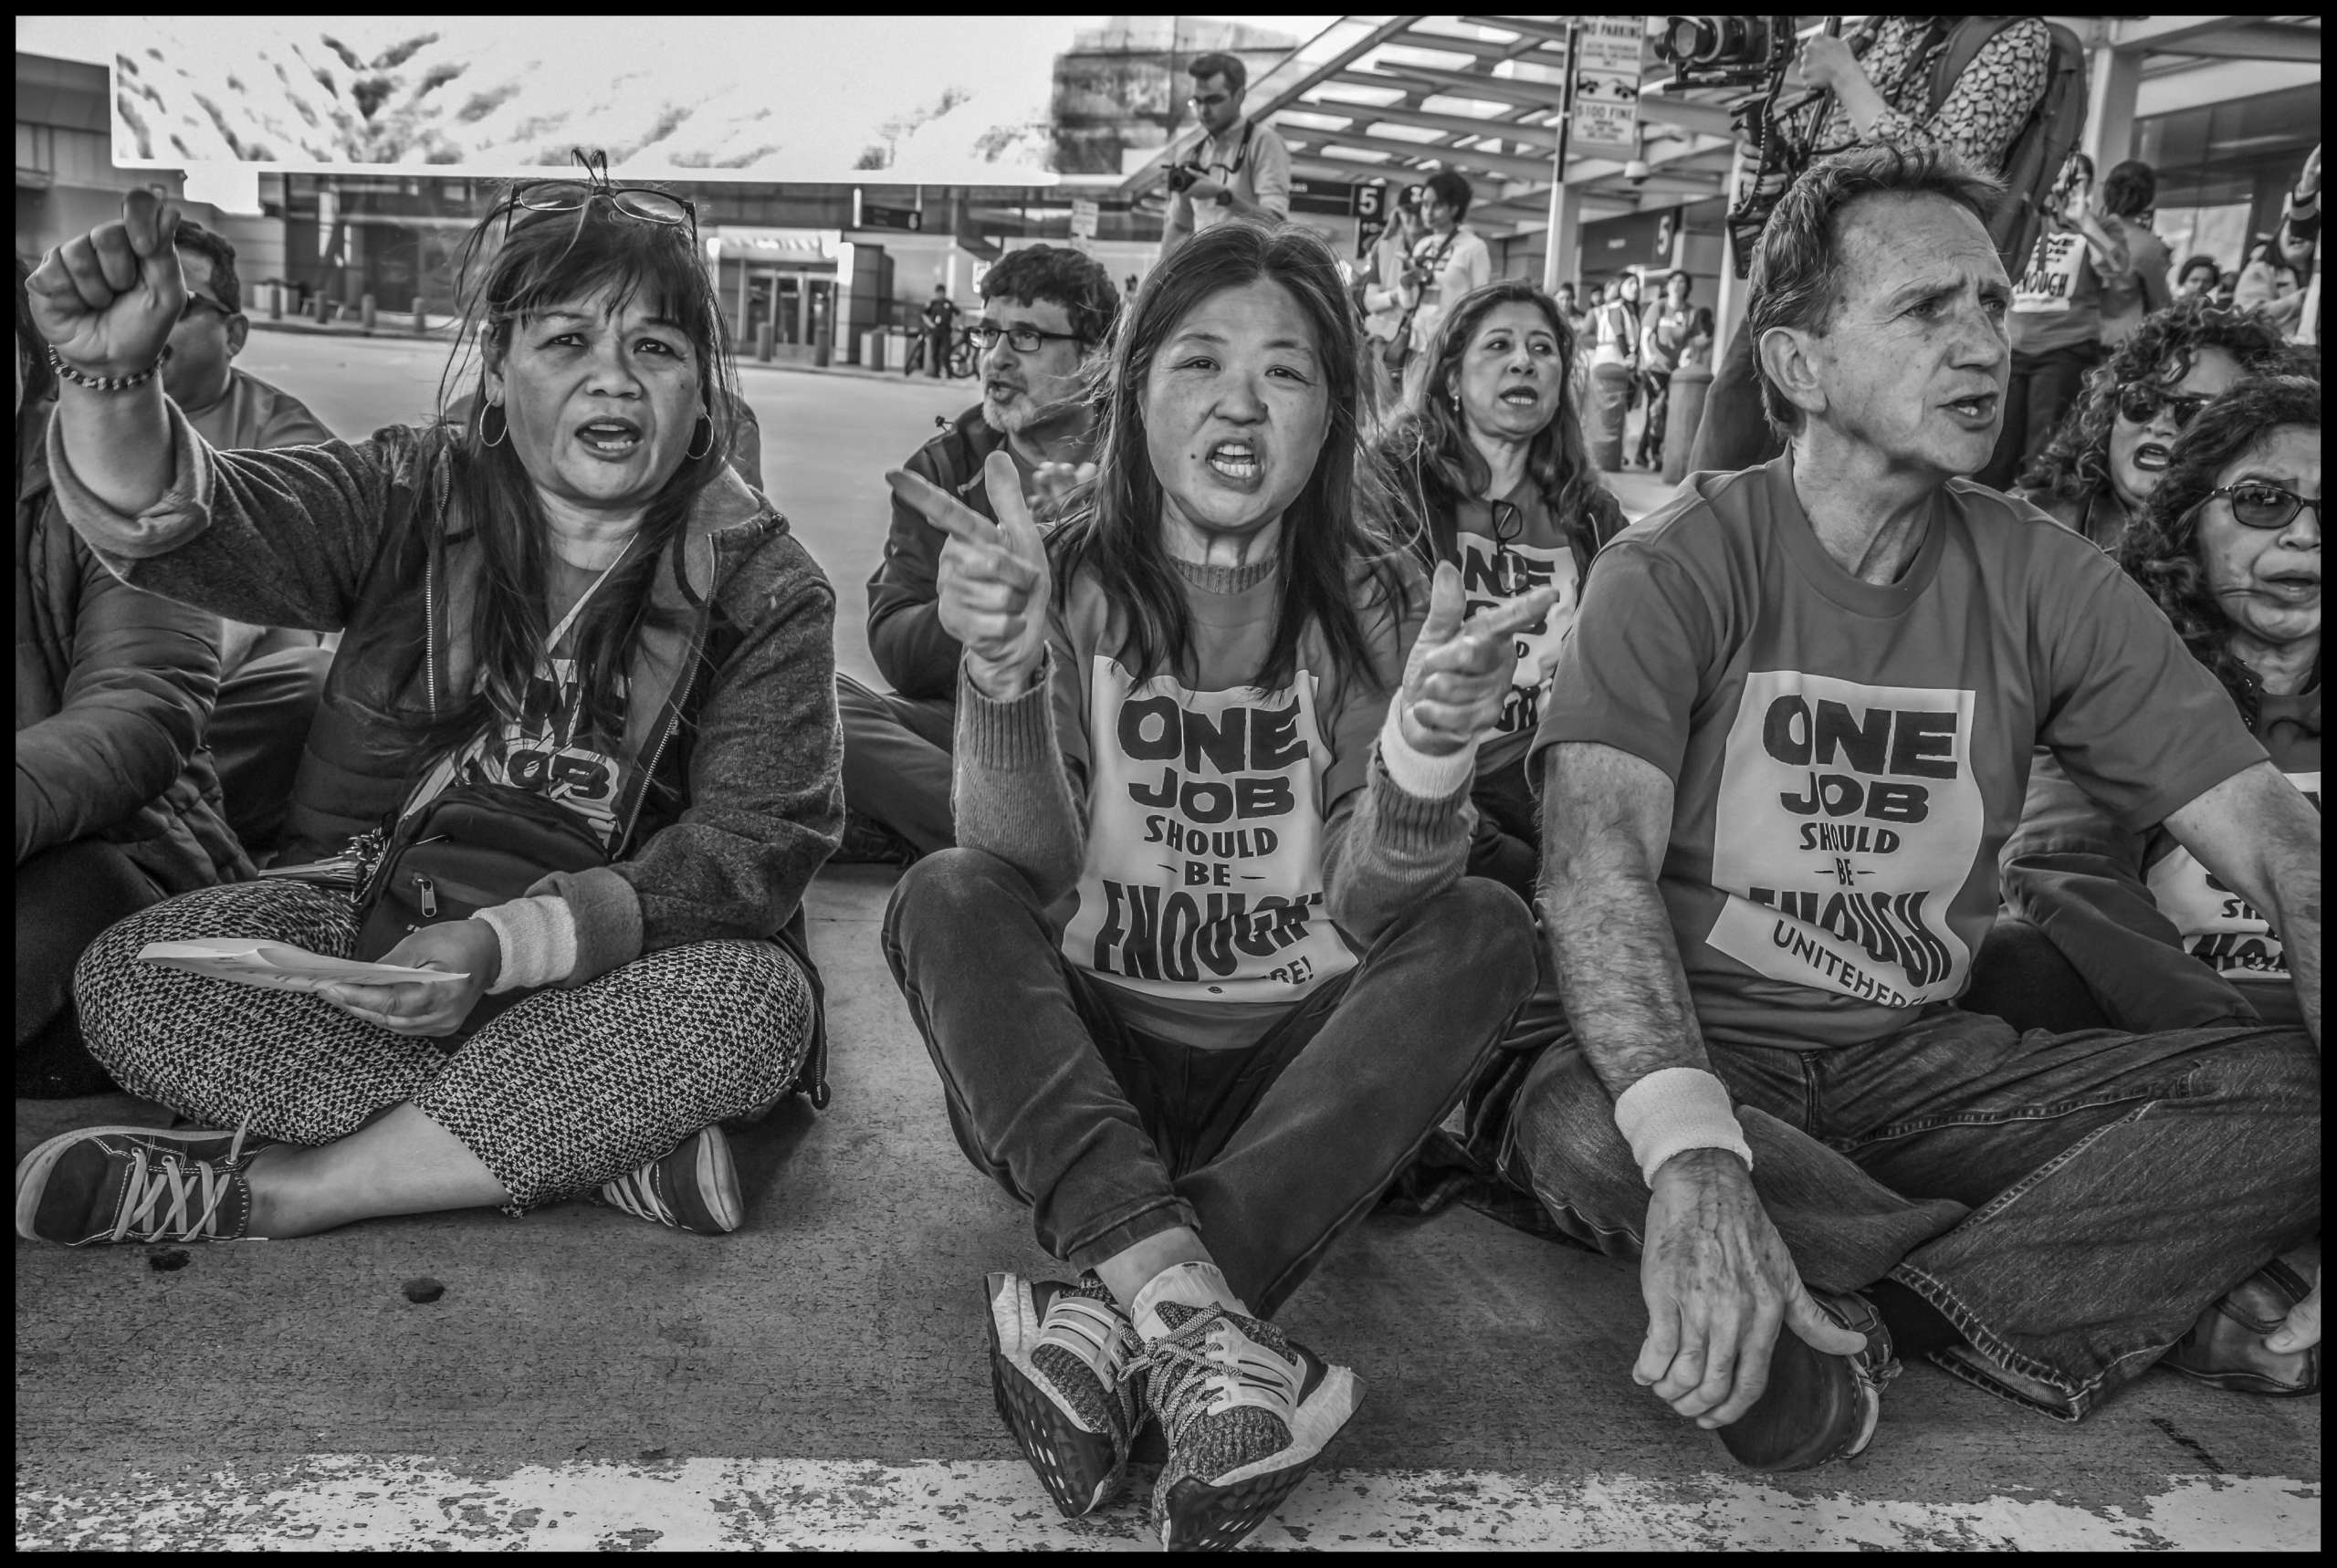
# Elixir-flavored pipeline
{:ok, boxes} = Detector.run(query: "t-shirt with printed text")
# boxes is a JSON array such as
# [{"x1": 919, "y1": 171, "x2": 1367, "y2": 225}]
[
  {"x1": 1047, "y1": 554, "x2": 1410, "y2": 1050},
  {"x1": 1528, "y1": 455, "x2": 2266, "y2": 1051},
  {"x1": 1441, "y1": 472, "x2": 1619, "y2": 777}
]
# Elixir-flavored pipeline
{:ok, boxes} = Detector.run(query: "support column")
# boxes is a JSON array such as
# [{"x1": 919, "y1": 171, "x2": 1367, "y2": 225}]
[
  {"x1": 1713, "y1": 141, "x2": 1750, "y2": 361},
  {"x1": 1541, "y1": 19, "x2": 1583, "y2": 297},
  {"x1": 2083, "y1": 43, "x2": 2141, "y2": 175}
]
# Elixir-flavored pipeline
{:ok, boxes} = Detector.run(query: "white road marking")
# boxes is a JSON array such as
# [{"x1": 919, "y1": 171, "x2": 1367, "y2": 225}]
[{"x1": 14, "y1": 1458, "x2": 2320, "y2": 1551}]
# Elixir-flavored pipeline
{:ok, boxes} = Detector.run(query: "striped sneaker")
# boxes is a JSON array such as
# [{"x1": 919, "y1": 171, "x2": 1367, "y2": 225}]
[
  {"x1": 588, "y1": 1126, "x2": 742, "y2": 1235},
  {"x1": 987, "y1": 1272, "x2": 1147, "y2": 1517},
  {"x1": 1141, "y1": 1301, "x2": 1362, "y2": 1552},
  {"x1": 15, "y1": 1124, "x2": 271, "y2": 1246}
]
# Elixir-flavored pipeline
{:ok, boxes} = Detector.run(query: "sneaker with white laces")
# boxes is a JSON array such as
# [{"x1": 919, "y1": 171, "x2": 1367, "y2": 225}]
[
  {"x1": 587, "y1": 1126, "x2": 742, "y2": 1235},
  {"x1": 987, "y1": 1271, "x2": 1147, "y2": 1517},
  {"x1": 15, "y1": 1124, "x2": 272, "y2": 1246},
  {"x1": 1141, "y1": 1301, "x2": 1363, "y2": 1552}
]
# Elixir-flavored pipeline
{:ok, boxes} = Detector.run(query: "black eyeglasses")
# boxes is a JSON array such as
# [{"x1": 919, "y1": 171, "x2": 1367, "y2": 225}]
[
  {"x1": 500, "y1": 149, "x2": 697, "y2": 246},
  {"x1": 2116, "y1": 382, "x2": 2211, "y2": 431},
  {"x1": 2201, "y1": 482, "x2": 2323, "y2": 531},
  {"x1": 972, "y1": 320, "x2": 1085, "y2": 354},
  {"x1": 176, "y1": 291, "x2": 232, "y2": 324}
]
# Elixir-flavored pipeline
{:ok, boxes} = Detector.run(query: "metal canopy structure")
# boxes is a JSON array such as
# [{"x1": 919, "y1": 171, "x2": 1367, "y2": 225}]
[{"x1": 1116, "y1": 14, "x2": 2324, "y2": 267}]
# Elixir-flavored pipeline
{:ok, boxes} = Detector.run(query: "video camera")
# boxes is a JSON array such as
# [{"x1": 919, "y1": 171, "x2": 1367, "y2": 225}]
[{"x1": 1652, "y1": 15, "x2": 1797, "y2": 90}]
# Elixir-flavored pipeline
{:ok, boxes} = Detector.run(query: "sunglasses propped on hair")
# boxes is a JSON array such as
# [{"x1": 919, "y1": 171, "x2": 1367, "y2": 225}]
[{"x1": 498, "y1": 148, "x2": 697, "y2": 246}]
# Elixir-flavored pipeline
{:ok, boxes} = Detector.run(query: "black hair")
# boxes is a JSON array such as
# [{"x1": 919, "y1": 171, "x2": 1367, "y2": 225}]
[
  {"x1": 1187, "y1": 51, "x2": 1246, "y2": 93},
  {"x1": 1378, "y1": 278, "x2": 1627, "y2": 576},
  {"x1": 386, "y1": 175, "x2": 738, "y2": 763},
  {"x1": 1425, "y1": 171, "x2": 1474, "y2": 222},
  {"x1": 171, "y1": 218, "x2": 243, "y2": 314},
  {"x1": 2119, "y1": 373, "x2": 2321, "y2": 718},
  {"x1": 1053, "y1": 220, "x2": 1411, "y2": 694},
  {"x1": 981, "y1": 244, "x2": 1123, "y2": 350},
  {"x1": 2101, "y1": 159, "x2": 2157, "y2": 220},
  {"x1": 2177, "y1": 255, "x2": 2221, "y2": 289},
  {"x1": 2020, "y1": 297, "x2": 2299, "y2": 503}
]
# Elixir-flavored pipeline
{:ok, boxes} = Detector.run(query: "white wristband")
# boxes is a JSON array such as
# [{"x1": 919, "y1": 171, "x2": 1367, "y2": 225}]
[{"x1": 1613, "y1": 1067, "x2": 1754, "y2": 1188}]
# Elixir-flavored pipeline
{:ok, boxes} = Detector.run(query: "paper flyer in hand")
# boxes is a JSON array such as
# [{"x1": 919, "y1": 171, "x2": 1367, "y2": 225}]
[{"x1": 138, "y1": 940, "x2": 468, "y2": 994}]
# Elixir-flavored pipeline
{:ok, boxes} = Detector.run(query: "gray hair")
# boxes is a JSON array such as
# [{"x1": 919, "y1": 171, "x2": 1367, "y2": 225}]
[{"x1": 1747, "y1": 144, "x2": 2004, "y2": 437}]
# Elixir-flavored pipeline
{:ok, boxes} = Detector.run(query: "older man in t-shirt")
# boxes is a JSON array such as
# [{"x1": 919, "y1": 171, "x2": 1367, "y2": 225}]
[{"x1": 1511, "y1": 147, "x2": 2321, "y2": 1471}]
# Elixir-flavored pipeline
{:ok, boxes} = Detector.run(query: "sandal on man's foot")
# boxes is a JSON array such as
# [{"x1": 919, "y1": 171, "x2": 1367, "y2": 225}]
[
  {"x1": 987, "y1": 1272, "x2": 1147, "y2": 1517},
  {"x1": 1718, "y1": 1289, "x2": 1896, "y2": 1472},
  {"x1": 2161, "y1": 1259, "x2": 2320, "y2": 1396},
  {"x1": 589, "y1": 1126, "x2": 742, "y2": 1235},
  {"x1": 15, "y1": 1124, "x2": 271, "y2": 1246},
  {"x1": 1142, "y1": 1301, "x2": 1362, "y2": 1551}
]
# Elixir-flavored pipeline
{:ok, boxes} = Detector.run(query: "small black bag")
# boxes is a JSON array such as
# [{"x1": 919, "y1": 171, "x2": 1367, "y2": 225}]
[{"x1": 351, "y1": 780, "x2": 609, "y2": 1041}]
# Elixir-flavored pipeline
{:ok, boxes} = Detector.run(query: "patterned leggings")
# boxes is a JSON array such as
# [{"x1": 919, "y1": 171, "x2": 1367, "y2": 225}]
[{"x1": 73, "y1": 881, "x2": 813, "y2": 1210}]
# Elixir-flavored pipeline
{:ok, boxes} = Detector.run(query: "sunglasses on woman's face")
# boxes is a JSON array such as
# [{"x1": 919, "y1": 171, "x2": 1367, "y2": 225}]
[
  {"x1": 2205, "y1": 482, "x2": 2323, "y2": 531},
  {"x1": 2115, "y1": 383, "x2": 2211, "y2": 431}
]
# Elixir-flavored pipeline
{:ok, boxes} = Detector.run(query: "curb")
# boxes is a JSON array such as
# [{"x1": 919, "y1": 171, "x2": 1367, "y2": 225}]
[{"x1": 246, "y1": 318, "x2": 963, "y2": 387}]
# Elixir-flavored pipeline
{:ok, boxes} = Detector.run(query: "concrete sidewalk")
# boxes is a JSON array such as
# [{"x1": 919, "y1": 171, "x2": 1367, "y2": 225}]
[{"x1": 13, "y1": 865, "x2": 2321, "y2": 1550}]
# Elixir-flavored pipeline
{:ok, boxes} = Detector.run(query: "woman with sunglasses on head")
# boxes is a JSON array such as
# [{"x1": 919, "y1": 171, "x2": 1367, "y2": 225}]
[
  {"x1": 2015, "y1": 297, "x2": 2296, "y2": 554},
  {"x1": 1990, "y1": 373, "x2": 2321, "y2": 1038},
  {"x1": 882, "y1": 223, "x2": 1543, "y2": 1549},
  {"x1": 16, "y1": 166, "x2": 841, "y2": 1249},
  {"x1": 1377, "y1": 279, "x2": 1628, "y2": 902}
]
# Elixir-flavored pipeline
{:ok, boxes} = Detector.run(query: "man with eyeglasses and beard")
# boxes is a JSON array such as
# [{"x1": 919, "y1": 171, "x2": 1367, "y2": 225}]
[
  {"x1": 833, "y1": 246, "x2": 1121, "y2": 865},
  {"x1": 1158, "y1": 51, "x2": 1293, "y2": 266},
  {"x1": 162, "y1": 219, "x2": 341, "y2": 863}
]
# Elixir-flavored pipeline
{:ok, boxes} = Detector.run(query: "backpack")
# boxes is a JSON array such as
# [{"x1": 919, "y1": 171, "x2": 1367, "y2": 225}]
[{"x1": 1928, "y1": 16, "x2": 2090, "y2": 279}]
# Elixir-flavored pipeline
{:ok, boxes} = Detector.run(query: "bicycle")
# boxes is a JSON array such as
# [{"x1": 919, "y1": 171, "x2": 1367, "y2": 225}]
[{"x1": 944, "y1": 321, "x2": 980, "y2": 380}]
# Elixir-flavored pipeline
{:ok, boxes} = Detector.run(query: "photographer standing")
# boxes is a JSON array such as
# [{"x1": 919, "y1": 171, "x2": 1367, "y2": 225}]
[
  {"x1": 1689, "y1": 16, "x2": 2053, "y2": 474},
  {"x1": 1158, "y1": 52, "x2": 1292, "y2": 265}
]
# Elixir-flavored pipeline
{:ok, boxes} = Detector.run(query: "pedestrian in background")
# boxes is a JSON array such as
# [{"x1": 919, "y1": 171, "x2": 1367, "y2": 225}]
[
  {"x1": 1980, "y1": 151, "x2": 2132, "y2": 491},
  {"x1": 1158, "y1": 51, "x2": 1293, "y2": 265},
  {"x1": 906, "y1": 282, "x2": 959, "y2": 380},
  {"x1": 1397, "y1": 171, "x2": 1492, "y2": 404},
  {"x1": 1636, "y1": 269, "x2": 1696, "y2": 469},
  {"x1": 2175, "y1": 256, "x2": 2223, "y2": 300},
  {"x1": 2095, "y1": 159, "x2": 2174, "y2": 348},
  {"x1": 1360, "y1": 183, "x2": 1427, "y2": 414}
]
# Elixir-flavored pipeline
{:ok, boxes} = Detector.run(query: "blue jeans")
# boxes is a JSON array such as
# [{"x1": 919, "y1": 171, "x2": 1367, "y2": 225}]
[
  {"x1": 1502, "y1": 1009, "x2": 2319, "y2": 1419},
  {"x1": 885, "y1": 848, "x2": 1537, "y2": 1315}
]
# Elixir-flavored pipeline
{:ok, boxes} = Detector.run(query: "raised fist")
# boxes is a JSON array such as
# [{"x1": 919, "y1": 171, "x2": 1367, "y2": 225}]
[{"x1": 26, "y1": 188, "x2": 186, "y2": 382}]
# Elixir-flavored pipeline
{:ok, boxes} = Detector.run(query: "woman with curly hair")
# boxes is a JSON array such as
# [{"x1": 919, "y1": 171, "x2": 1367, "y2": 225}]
[
  {"x1": 1995, "y1": 374, "x2": 2321, "y2": 1033},
  {"x1": 2016, "y1": 297, "x2": 2294, "y2": 553},
  {"x1": 1377, "y1": 278, "x2": 1628, "y2": 899}
]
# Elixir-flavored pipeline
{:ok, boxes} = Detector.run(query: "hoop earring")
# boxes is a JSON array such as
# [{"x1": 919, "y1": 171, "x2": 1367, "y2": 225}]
[
  {"x1": 479, "y1": 401, "x2": 508, "y2": 448},
  {"x1": 686, "y1": 414, "x2": 715, "y2": 462}
]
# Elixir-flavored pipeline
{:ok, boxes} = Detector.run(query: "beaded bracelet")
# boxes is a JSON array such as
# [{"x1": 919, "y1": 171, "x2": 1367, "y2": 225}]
[{"x1": 46, "y1": 343, "x2": 172, "y2": 394}]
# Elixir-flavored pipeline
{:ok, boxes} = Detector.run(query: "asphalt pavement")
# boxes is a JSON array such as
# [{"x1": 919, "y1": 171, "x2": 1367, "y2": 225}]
[{"x1": 14, "y1": 335, "x2": 2321, "y2": 1550}]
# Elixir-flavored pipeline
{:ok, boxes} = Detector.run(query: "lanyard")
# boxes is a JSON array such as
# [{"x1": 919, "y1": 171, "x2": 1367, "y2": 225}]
[
  {"x1": 547, "y1": 538, "x2": 634, "y2": 657},
  {"x1": 1186, "y1": 120, "x2": 1254, "y2": 178}
]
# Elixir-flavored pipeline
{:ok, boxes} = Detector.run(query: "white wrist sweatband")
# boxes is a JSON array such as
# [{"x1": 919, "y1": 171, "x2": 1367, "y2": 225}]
[
  {"x1": 472, "y1": 895, "x2": 579, "y2": 994},
  {"x1": 1613, "y1": 1067, "x2": 1753, "y2": 1187},
  {"x1": 1377, "y1": 702, "x2": 1478, "y2": 800}
]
